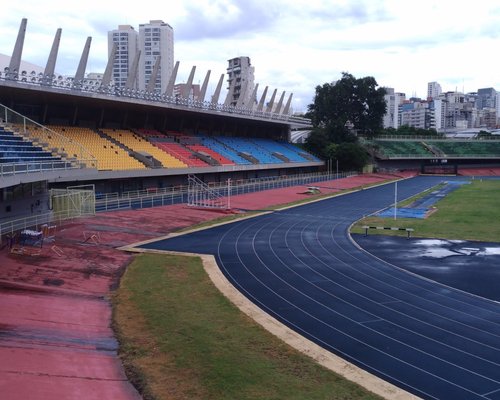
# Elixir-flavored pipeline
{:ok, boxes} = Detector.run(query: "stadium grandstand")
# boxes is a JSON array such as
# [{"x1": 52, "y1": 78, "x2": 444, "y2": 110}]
[
  {"x1": 0, "y1": 18, "x2": 320, "y2": 226},
  {"x1": 362, "y1": 136, "x2": 500, "y2": 175}
]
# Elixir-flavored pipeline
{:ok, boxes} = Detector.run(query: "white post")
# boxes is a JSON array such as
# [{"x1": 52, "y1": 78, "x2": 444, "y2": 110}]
[
  {"x1": 336, "y1": 159, "x2": 339, "y2": 180},
  {"x1": 227, "y1": 178, "x2": 231, "y2": 210},
  {"x1": 394, "y1": 181, "x2": 398, "y2": 220}
]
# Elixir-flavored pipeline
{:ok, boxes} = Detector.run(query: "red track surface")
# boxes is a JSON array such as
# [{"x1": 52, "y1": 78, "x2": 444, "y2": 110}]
[{"x1": 0, "y1": 173, "x2": 413, "y2": 399}]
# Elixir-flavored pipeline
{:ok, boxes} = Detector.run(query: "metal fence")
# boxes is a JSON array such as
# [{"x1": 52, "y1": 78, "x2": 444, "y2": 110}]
[
  {"x1": 95, "y1": 170, "x2": 356, "y2": 212},
  {"x1": 0, "y1": 185, "x2": 96, "y2": 244},
  {"x1": 0, "y1": 171, "x2": 355, "y2": 242},
  {"x1": 0, "y1": 208, "x2": 89, "y2": 239}
]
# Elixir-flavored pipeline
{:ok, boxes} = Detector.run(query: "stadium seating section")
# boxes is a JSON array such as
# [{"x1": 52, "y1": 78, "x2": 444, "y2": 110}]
[
  {"x1": 101, "y1": 129, "x2": 187, "y2": 168},
  {"x1": 47, "y1": 126, "x2": 146, "y2": 171},
  {"x1": 2, "y1": 123, "x2": 320, "y2": 172},
  {"x1": 430, "y1": 141, "x2": 500, "y2": 157},
  {"x1": 0, "y1": 125, "x2": 67, "y2": 168},
  {"x1": 374, "y1": 140, "x2": 434, "y2": 157},
  {"x1": 374, "y1": 140, "x2": 500, "y2": 159}
]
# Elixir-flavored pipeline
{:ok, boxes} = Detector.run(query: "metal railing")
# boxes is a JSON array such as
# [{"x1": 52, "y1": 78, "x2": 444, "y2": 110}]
[
  {"x1": 0, "y1": 73, "x2": 311, "y2": 126},
  {"x1": 95, "y1": 170, "x2": 357, "y2": 212},
  {"x1": 0, "y1": 208, "x2": 91, "y2": 238},
  {"x1": 0, "y1": 170, "x2": 357, "y2": 244},
  {"x1": 0, "y1": 160, "x2": 77, "y2": 175},
  {"x1": 362, "y1": 135, "x2": 500, "y2": 141},
  {"x1": 382, "y1": 153, "x2": 500, "y2": 159}
]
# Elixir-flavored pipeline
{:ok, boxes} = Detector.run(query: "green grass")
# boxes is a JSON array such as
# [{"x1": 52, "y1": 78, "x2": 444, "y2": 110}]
[
  {"x1": 352, "y1": 180, "x2": 500, "y2": 242},
  {"x1": 114, "y1": 253, "x2": 382, "y2": 400}
]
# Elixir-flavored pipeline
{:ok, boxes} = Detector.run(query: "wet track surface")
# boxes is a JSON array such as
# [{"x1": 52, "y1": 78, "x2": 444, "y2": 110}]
[
  {"x1": 353, "y1": 235, "x2": 500, "y2": 302},
  {"x1": 139, "y1": 176, "x2": 500, "y2": 400}
]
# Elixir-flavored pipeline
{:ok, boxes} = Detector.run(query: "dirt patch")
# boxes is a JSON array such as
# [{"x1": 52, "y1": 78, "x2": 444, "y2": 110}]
[{"x1": 43, "y1": 278, "x2": 65, "y2": 286}]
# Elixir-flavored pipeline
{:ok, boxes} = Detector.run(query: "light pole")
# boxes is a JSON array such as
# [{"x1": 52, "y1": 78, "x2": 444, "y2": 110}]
[{"x1": 394, "y1": 181, "x2": 398, "y2": 220}]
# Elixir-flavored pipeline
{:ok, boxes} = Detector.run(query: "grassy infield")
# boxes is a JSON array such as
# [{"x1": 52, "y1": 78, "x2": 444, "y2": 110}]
[{"x1": 113, "y1": 179, "x2": 500, "y2": 400}]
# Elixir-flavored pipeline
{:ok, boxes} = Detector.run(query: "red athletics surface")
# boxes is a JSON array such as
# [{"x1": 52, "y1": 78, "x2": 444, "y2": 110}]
[
  {"x1": 0, "y1": 172, "x2": 413, "y2": 399},
  {"x1": 458, "y1": 167, "x2": 500, "y2": 176}
]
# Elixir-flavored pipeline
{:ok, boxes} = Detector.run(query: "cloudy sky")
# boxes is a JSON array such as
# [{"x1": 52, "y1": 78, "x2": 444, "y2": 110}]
[{"x1": 1, "y1": 0, "x2": 500, "y2": 112}]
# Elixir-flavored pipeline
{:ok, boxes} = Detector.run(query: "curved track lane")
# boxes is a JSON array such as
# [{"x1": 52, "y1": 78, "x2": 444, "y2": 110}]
[{"x1": 139, "y1": 176, "x2": 500, "y2": 400}]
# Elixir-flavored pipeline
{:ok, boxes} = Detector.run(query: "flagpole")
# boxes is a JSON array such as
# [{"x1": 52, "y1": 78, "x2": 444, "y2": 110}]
[{"x1": 394, "y1": 181, "x2": 397, "y2": 220}]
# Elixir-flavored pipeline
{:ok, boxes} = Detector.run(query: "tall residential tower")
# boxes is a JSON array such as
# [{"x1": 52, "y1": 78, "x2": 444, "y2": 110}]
[
  {"x1": 226, "y1": 56, "x2": 255, "y2": 108},
  {"x1": 108, "y1": 20, "x2": 174, "y2": 92},
  {"x1": 107, "y1": 25, "x2": 138, "y2": 88},
  {"x1": 427, "y1": 81, "x2": 442, "y2": 100},
  {"x1": 138, "y1": 20, "x2": 174, "y2": 93}
]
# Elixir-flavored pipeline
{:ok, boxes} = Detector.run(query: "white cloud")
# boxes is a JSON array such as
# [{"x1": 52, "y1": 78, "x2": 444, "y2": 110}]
[{"x1": 1, "y1": 0, "x2": 500, "y2": 112}]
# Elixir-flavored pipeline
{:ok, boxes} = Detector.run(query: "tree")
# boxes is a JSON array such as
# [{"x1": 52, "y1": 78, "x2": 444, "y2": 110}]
[
  {"x1": 304, "y1": 72, "x2": 385, "y2": 170},
  {"x1": 303, "y1": 128, "x2": 330, "y2": 159},
  {"x1": 325, "y1": 142, "x2": 369, "y2": 172},
  {"x1": 306, "y1": 72, "x2": 387, "y2": 141}
]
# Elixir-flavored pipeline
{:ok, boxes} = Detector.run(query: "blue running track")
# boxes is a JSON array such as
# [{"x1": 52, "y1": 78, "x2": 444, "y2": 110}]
[{"x1": 136, "y1": 176, "x2": 500, "y2": 400}]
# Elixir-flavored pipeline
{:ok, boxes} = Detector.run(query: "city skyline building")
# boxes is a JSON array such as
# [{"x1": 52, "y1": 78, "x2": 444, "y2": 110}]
[
  {"x1": 108, "y1": 20, "x2": 174, "y2": 93},
  {"x1": 138, "y1": 20, "x2": 174, "y2": 93},
  {"x1": 225, "y1": 56, "x2": 255, "y2": 108},
  {"x1": 384, "y1": 81, "x2": 499, "y2": 132},
  {"x1": 107, "y1": 25, "x2": 138, "y2": 89},
  {"x1": 427, "y1": 81, "x2": 442, "y2": 100},
  {"x1": 476, "y1": 88, "x2": 497, "y2": 110},
  {"x1": 383, "y1": 87, "x2": 406, "y2": 129}
]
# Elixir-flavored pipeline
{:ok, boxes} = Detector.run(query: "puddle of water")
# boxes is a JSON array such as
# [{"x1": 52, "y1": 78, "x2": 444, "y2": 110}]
[
  {"x1": 421, "y1": 248, "x2": 459, "y2": 258},
  {"x1": 415, "y1": 239, "x2": 450, "y2": 246},
  {"x1": 477, "y1": 247, "x2": 500, "y2": 256}
]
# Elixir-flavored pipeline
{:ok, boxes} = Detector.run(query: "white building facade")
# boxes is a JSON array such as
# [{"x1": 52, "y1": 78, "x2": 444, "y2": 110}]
[
  {"x1": 108, "y1": 25, "x2": 138, "y2": 89},
  {"x1": 427, "y1": 81, "x2": 442, "y2": 100},
  {"x1": 383, "y1": 87, "x2": 406, "y2": 129},
  {"x1": 138, "y1": 20, "x2": 174, "y2": 93}
]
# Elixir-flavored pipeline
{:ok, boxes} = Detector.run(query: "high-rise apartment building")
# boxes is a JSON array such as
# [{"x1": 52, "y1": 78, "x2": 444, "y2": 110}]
[
  {"x1": 399, "y1": 101, "x2": 434, "y2": 130},
  {"x1": 138, "y1": 20, "x2": 174, "y2": 93},
  {"x1": 108, "y1": 20, "x2": 174, "y2": 92},
  {"x1": 476, "y1": 87, "x2": 497, "y2": 110},
  {"x1": 108, "y1": 25, "x2": 138, "y2": 88},
  {"x1": 427, "y1": 81, "x2": 442, "y2": 100},
  {"x1": 383, "y1": 87, "x2": 406, "y2": 129},
  {"x1": 226, "y1": 57, "x2": 255, "y2": 108}
]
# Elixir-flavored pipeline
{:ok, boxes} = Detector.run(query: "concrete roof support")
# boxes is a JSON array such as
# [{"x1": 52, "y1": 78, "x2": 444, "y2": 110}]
[
  {"x1": 8, "y1": 18, "x2": 27, "y2": 80},
  {"x1": 165, "y1": 61, "x2": 179, "y2": 97},
  {"x1": 72, "y1": 37, "x2": 92, "y2": 89},
  {"x1": 257, "y1": 86, "x2": 269, "y2": 111},
  {"x1": 198, "y1": 70, "x2": 211, "y2": 102},
  {"x1": 247, "y1": 83, "x2": 259, "y2": 110},
  {"x1": 211, "y1": 74, "x2": 225, "y2": 105},
  {"x1": 266, "y1": 89, "x2": 277, "y2": 113},
  {"x1": 43, "y1": 28, "x2": 62, "y2": 85},
  {"x1": 181, "y1": 66, "x2": 196, "y2": 99},
  {"x1": 100, "y1": 41, "x2": 116, "y2": 88},
  {"x1": 146, "y1": 56, "x2": 161, "y2": 93},
  {"x1": 236, "y1": 80, "x2": 249, "y2": 108},
  {"x1": 283, "y1": 93, "x2": 293, "y2": 115},
  {"x1": 224, "y1": 78, "x2": 235, "y2": 106},
  {"x1": 274, "y1": 91, "x2": 285, "y2": 114},
  {"x1": 125, "y1": 50, "x2": 141, "y2": 90}
]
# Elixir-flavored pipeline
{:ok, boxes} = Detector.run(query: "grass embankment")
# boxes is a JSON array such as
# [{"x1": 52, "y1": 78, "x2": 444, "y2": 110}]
[
  {"x1": 114, "y1": 253, "x2": 381, "y2": 400},
  {"x1": 351, "y1": 180, "x2": 500, "y2": 242}
]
